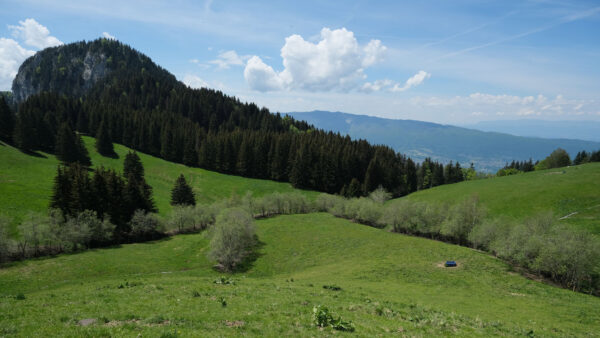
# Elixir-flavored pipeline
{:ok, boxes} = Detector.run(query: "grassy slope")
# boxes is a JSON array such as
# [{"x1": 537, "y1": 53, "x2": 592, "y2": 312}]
[
  {"x1": 0, "y1": 137, "x2": 316, "y2": 230},
  {"x1": 398, "y1": 163, "x2": 600, "y2": 234},
  {"x1": 0, "y1": 213, "x2": 598, "y2": 336}
]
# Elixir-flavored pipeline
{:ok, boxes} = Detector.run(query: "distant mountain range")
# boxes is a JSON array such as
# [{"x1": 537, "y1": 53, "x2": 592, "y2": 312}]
[
  {"x1": 286, "y1": 111, "x2": 600, "y2": 172},
  {"x1": 462, "y1": 120, "x2": 600, "y2": 142}
]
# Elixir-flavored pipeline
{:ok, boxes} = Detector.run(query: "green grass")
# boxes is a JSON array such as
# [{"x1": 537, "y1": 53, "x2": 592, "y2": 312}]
[
  {"x1": 397, "y1": 163, "x2": 600, "y2": 234},
  {"x1": 0, "y1": 213, "x2": 598, "y2": 336},
  {"x1": 0, "y1": 137, "x2": 316, "y2": 230}
]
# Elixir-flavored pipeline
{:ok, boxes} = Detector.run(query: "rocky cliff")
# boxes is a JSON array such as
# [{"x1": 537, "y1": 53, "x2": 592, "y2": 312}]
[{"x1": 11, "y1": 39, "x2": 158, "y2": 103}]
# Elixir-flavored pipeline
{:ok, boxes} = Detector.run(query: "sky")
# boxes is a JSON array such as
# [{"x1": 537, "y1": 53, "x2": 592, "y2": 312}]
[{"x1": 1, "y1": 0, "x2": 599, "y2": 124}]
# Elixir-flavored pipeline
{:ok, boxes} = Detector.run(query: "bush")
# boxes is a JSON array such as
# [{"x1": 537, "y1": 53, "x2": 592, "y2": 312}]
[
  {"x1": 368, "y1": 186, "x2": 392, "y2": 204},
  {"x1": 167, "y1": 205, "x2": 196, "y2": 232},
  {"x1": 63, "y1": 210, "x2": 114, "y2": 249},
  {"x1": 0, "y1": 216, "x2": 15, "y2": 262},
  {"x1": 17, "y1": 213, "x2": 51, "y2": 257},
  {"x1": 441, "y1": 195, "x2": 485, "y2": 245},
  {"x1": 129, "y1": 210, "x2": 164, "y2": 240},
  {"x1": 208, "y1": 208, "x2": 256, "y2": 272},
  {"x1": 314, "y1": 194, "x2": 343, "y2": 212},
  {"x1": 468, "y1": 218, "x2": 511, "y2": 251},
  {"x1": 312, "y1": 305, "x2": 355, "y2": 332}
]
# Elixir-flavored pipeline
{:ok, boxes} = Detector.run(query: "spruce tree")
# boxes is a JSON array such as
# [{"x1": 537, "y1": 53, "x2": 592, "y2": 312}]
[
  {"x1": 0, "y1": 97, "x2": 13, "y2": 143},
  {"x1": 95, "y1": 121, "x2": 114, "y2": 157},
  {"x1": 123, "y1": 151, "x2": 144, "y2": 182},
  {"x1": 55, "y1": 122, "x2": 80, "y2": 163},
  {"x1": 170, "y1": 174, "x2": 196, "y2": 206},
  {"x1": 50, "y1": 165, "x2": 72, "y2": 216}
]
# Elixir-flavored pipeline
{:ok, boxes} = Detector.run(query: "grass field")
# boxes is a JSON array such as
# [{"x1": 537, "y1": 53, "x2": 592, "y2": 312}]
[
  {"x1": 397, "y1": 163, "x2": 600, "y2": 234},
  {"x1": 0, "y1": 213, "x2": 598, "y2": 336},
  {"x1": 0, "y1": 137, "x2": 316, "y2": 231}
]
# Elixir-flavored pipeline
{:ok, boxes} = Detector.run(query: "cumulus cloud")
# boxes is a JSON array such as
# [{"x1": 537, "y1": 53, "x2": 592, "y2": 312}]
[
  {"x1": 244, "y1": 56, "x2": 284, "y2": 91},
  {"x1": 210, "y1": 50, "x2": 248, "y2": 69},
  {"x1": 391, "y1": 71, "x2": 431, "y2": 92},
  {"x1": 0, "y1": 38, "x2": 35, "y2": 90},
  {"x1": 244, "y1": 27, "x2": 386, "y2": 92},
  {"x1": 182, "y1": 74, "x2": 209, "y2": 89},
  {"x1": 8, "y1": 18, "x2": 63, "y2": 49},
  {"x1": 102, "y1": 32, "x2": 116, "y2": 40}
]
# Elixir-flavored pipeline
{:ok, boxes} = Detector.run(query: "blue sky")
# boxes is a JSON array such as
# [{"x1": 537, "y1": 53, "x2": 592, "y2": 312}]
[{"x1": 1, "y1": 0, "x2": 599, "y2": 123}]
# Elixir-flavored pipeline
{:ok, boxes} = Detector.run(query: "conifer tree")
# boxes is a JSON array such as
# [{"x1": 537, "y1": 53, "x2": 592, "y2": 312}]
[
  {"x1": 123, "y1": 151, "x2": 144, "y2": 182},
  {"x1": 170, "y1": 174, "x2": 196, "y2": 206},
  {"x1": 55, "y1": 122, "x2": 81, "y2": 164},
  {"x1": 0, "y1": 96, "x2": 13, "y2": 143},
  {"x1": 50, "y1": 165, "x2": 72, "y2": 216},
  {"x1": 95, "y1": 121, "x2": 114, "y2": 156}
]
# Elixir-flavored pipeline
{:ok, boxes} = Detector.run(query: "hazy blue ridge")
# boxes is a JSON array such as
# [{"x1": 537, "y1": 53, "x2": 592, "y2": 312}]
[{"x1": 286, "y1": 111, "x2": 600, "y2": 172}]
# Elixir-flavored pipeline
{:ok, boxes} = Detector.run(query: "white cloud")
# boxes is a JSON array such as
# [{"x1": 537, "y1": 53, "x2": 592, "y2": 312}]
[
  {"x1": 361, "y1": 79, "x2": 393, "y2": 93},
  {"x1": 209, "y1": 50, "x2": 248, "y2": 69},
  {"x1": 102, "y1": 32, "x2": 116, "y2": 40},
  {"x1": 391, "y1": 71, "x2": 431, "y2": 92},
  {"x1": 244, "y1": 27, "x2": 387, "y2": 92},
  {"x1": 182, "y1": 74, "x2": 209, "y2": 89},
  {"x1": 0, "y1": 38, "x2": 35, "y2": 90},
  {"x1": 244, "y1": 56, "x2": 284, "y2": 92},
  {"x1": 8, "y1": 18, "x2": 62, "y2": 49}
]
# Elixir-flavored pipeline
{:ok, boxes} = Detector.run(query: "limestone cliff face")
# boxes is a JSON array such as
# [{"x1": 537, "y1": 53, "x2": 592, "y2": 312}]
[{"x1": 12, "y1": 46, "x2": 110, "y2": 103}]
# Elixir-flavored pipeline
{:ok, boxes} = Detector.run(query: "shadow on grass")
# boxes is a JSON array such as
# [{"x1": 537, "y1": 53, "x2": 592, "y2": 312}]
[
  {"x1": 18, "y1": 148, "x2": 47, "y2": 158},
  {"x1": 99, "y1": 151, "x2": 119, "y2": 159},
  {"x1": 233, "y1": 237, "x2": 266, "y2": 273}
]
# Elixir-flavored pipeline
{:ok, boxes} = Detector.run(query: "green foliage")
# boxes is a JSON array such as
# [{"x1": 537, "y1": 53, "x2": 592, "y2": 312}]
[
  {"x1": 208, "y1": 208, "x2": 256, "y2": 272},
  {"x1": 95, "y1": 121, "x2": 114, "y2": 156},
  {"x1": 213, "y1": 276, "x2": 235, "y2": 285},
  {"x1": 496, "y1": 167, "x2": 521, "y2": 177},
  {"x1": 129, "y1": 210, "x2": 164, "y2": 241},
  {"x1": 0, "y1": 96, "x2": 13, "y2": 143},
  {"x1": 55, "y1": 123, "x2": 91, "y2": 166},
  {"x1": 536, "y1": 148, "x2": 571, "y2": 170},
  {"x1": 312, "y1": 305, "x2": 355, "y2": 332},
  {"x1": 170, "y1": 174, "x2": 196, "y2": 206},
  {"x1": 440, "y1": 195, "x2": 486, "y2": 245}
]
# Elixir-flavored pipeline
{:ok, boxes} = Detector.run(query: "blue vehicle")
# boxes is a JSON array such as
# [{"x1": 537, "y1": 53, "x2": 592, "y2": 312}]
[{"x1": 445, "y1": 261, "x2": 457, "y2": 267}]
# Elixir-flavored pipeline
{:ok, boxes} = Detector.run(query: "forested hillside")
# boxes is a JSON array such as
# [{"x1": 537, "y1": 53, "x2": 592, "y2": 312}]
[{"x1": 2, "y1": 39, "x2": 465, "y2": 197}]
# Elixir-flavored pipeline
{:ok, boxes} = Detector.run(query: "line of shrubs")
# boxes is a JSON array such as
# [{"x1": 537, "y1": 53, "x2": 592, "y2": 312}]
[{"x1": 1, "y1": 189, "x2": 598, "y2": 294}]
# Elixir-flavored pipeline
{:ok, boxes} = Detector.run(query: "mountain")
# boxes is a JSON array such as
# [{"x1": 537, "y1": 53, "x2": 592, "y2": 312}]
[
  {"x1": 285, "y1": 111, "x2": 600, "y2": 172},
  {"x1": 6, "y1": 39, "x2": 455, "y2": 198},
  {"x1": 462, "y1": 120, "x2": 600, "y2": 142}
]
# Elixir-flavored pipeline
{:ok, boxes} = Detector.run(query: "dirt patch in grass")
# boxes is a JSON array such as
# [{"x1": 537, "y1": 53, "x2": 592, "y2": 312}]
[
  {"x1": 436, "y1": 261, "x2": 461, "y2": 268},
  {"x1": 225, "y1": 320, "x2": 245, "y2": 328}
]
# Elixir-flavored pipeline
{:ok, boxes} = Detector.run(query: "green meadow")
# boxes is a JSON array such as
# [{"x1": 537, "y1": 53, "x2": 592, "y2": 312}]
[
  {"x1": 1, "y1": 213, "x2": 598, "y2": 336},
  {"x1": 0, "y1": 137, "x2": 316, "y2": 231},
  {"x1": 398, "y1": 163, "x2": 600, "y2": 234}
]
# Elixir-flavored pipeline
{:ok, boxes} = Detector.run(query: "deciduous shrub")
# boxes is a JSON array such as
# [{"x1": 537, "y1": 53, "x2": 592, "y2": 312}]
[
  {"x1": 208, "y1": 208, "x2": 256, "y2": 272},
  {"x1": 129, "y1": 210, "x2": 164, "y2": 241}
]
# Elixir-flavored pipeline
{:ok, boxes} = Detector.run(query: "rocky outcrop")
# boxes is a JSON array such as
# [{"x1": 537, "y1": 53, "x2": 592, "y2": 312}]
[{"x1": 12, "y1": 44, "x2": 110, "y2": 104}]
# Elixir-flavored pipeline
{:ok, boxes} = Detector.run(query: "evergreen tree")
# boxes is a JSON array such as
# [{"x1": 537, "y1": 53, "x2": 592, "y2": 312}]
[
  {"x1": 12, "y1": 111, "x2": 35, "y2": 151},
  {"x1": 346, "y1": 178, "x2": 362, "y2": 197},
  {"x1": 55, "y1": 122, "x2": 81, "y2": 164},
  {"x1": 170, "y1": 174, "x2": 196, "y2": 206},
  {"x1": 123, "y1": 151, "x2": 144, "y2": 182},
  {"x1": 50, "y1": 165, "x2": 72, "y2": 216},
  {"x1": 54, "y1": 122, "x2": 91, "y2": 165},
  {"x1": 95, "y1": 121, "x2": 114, "y2": 156},
  {"x1": 0, "y1": 96, "x2": 13, "y2": 143}
]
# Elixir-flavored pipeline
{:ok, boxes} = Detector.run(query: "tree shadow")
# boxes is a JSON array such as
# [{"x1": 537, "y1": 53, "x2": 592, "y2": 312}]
[
  {"x1": 18, "y1": 148, "x2": 47, "y2": 158},
  {"x1": 233, "y1": 237, "x2": 266, "y2": 273},
  {"x1": 100, "y1": 151, "x2": 119, "y2": 159}
]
